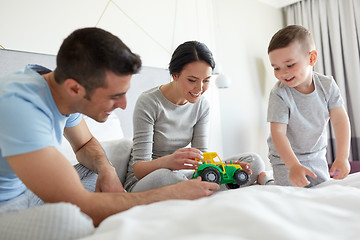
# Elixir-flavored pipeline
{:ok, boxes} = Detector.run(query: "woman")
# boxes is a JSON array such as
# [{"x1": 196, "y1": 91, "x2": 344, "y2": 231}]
[{"x1": 124, "y1": 41, "x2": 266, "y2": 192}]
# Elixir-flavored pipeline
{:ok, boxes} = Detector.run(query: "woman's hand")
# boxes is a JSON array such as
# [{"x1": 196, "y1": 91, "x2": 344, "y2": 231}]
[
  {"x1": 163, "y1": 148, "x2": 203, "y2": 170},
  {"x1": 226, "y1": 160, "x2": 252, "y2": 175}
]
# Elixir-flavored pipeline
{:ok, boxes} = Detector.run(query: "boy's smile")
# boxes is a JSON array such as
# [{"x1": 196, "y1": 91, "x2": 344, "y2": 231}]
[{"x1": 269, "y1": 41, "x2": 317, "y2": 94}]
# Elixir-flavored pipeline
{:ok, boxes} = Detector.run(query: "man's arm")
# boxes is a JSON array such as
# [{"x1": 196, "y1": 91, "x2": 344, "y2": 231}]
[
  {"x1": 329, "y1": 106, "x2": 351, "y2": 179},
  {"x1": 7, "y1": 148, "x2": 219, "y2": 226},
  {"x1": 64, "y1": 118, "x2": 123, "y2": 192}
]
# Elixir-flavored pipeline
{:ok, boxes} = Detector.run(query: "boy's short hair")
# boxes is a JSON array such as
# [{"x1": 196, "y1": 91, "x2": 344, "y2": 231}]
[
  {"x1": 268, "y1": 25, "x2": 315, "y2": 54},
  {"x1": 54, "y1": 27, "x2": 142, "y2": 99}
]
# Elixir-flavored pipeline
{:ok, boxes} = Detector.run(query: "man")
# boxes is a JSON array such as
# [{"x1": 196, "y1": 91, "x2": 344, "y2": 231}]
[{"x1": 0, "y1": 27, "x2": 219, "y2": 239}]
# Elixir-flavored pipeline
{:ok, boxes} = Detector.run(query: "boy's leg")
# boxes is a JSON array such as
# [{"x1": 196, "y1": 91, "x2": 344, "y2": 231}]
[
  {"x1": 272, "y1": 159, "x2": 331, "y2": 187},
  {"x1": 272, "y1": 163, "x2": 293, "y2": 186},
  {"x1": 302, "y1": 159, "x2": 331, "y2": 187}
]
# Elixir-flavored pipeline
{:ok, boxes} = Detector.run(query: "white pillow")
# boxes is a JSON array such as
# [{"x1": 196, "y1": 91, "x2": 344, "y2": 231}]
[
  {"x1": 83, "y1": 114, "x2": 123, "y2": 141},
  {"x1": 58, "y1": 114, "x2": 124, "y2": 165}
]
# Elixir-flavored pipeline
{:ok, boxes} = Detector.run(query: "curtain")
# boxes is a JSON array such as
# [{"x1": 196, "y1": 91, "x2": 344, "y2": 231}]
[{"x1": 284, "y1": 0, "x2": 360, "y2": 163}]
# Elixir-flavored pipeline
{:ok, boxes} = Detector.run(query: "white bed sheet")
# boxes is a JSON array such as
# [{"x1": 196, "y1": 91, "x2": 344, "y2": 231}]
[{"x1": 79, "y1": 173, "x2": 360, "y2": 240}]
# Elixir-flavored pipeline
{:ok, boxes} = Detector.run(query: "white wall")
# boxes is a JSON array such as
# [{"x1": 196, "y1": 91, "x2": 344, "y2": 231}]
[
  {"x1": 213, "y1": 0, "x2": 282, "y2": 169},
  {"x1": 0, "y1": 0, "x2": 282, "y2": 169}
]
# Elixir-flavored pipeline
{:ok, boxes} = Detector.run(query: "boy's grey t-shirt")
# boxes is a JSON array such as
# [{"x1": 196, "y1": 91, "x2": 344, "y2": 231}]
[
  {"x1": 124, "y1": 86, "x2": 210, "y2": 190},
  {"x1": 267, "y1": 72, "x2": 344, "y2": 164}
]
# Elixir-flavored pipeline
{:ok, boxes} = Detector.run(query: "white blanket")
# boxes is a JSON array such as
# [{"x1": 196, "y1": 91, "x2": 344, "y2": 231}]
[{"x1": 79, "y1": 173, "x2": 360, "y2": 240}]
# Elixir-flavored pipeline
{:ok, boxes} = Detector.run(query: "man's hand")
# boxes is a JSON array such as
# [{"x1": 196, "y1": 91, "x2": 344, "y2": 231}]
[
  {"x1": 329, "y1": 158, "x2": 350, "y2": 179},
  {"x1": 170, "y1": 177, "x2": 219, "y2": 200},
  {"x1": 95, "y1": 166, "x2": 125, "y2": 192},
  {"x1": 289, "y1": 163, "x2": 317, "y2": 187}
]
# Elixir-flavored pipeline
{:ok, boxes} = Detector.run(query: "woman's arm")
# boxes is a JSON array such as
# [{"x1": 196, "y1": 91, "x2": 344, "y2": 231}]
[
  {"x1": 132, "y1": 92, "x2": 202, "y2": 180},
  {"x1": 133, "y1": 148, "x2": 203, "y2": 179}
]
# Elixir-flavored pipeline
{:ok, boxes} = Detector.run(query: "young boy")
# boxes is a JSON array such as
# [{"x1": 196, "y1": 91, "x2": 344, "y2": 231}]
[{"x1": 267, "y1": 25, "x2": 351, "y2": 187}]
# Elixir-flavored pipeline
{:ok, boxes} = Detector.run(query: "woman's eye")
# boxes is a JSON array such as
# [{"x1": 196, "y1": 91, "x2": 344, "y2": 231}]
[
  {"x1": 287, "y1": 63, "x2": 295, "y2": 68},
  {"x1": 188, "y1": 79, "x2": 196, "y2": 83}
]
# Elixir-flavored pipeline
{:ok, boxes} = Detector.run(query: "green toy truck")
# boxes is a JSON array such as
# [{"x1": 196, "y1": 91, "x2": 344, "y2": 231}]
[{"x1": 192, "y1": 152, "x2": 250, "y2": 189}]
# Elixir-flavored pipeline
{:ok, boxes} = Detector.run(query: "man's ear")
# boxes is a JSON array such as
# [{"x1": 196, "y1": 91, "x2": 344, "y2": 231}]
[
  {"x1": 172, "y1": 73, "x2": 179, "y2": 81},
  {"x1": 309, "y1": 50, "x2": 318, "y2": 66},
  {"x1": 63, "y1": 79, "x2": 85, "y2": 97}
]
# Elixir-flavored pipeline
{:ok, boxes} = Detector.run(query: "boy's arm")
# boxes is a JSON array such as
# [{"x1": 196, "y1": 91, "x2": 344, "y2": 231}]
[
  {"x1": 329, "y1": 106, "x2": 351, "y2": 179},
  {"x1": 271, "y1": 122, "x2": 316, "y2": 187},
  {"x1": 64, "y1": 118, "x2": 124, "y2": 192}
]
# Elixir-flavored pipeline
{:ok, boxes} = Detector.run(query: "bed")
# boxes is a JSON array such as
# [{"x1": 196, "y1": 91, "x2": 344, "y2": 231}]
[
  {"x1": 1, "y1": 49, "x2": 359, "y2": 240},
  {"x1": 78, "y1": 174, "x2": 360, "y2": 240}
]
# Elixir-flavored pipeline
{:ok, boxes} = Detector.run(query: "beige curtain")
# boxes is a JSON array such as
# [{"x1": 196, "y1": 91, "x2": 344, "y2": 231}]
[{"x1": 284, "y1": 0, "x2": 360, "y2": 163}]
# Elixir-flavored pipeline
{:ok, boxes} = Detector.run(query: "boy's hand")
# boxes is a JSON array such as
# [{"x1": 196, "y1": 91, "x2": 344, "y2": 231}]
[
  {"x1": 289, "y1": 164, "x2": 317, "y2": 187},
  {"x1": 329, "y1": 158, "x2": 350, "y2": 179}
]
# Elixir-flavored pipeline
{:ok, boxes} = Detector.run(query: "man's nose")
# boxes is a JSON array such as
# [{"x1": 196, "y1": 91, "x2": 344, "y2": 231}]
[{"x1": 115, "y1": 97, "x2": 127, "y2": 110}]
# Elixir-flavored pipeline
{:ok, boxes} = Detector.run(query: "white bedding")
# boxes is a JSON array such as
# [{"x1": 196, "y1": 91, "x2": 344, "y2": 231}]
[{"x1": 79, "y1": 173, "x2": 360, "y2": 240}]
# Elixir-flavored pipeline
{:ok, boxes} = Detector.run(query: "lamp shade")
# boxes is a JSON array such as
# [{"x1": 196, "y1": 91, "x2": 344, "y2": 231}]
[{"x1": 215, "y1": 73, "x2": 231, "y2": 88}]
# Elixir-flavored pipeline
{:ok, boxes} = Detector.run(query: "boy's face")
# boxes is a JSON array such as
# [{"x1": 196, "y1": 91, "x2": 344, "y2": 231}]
[{"x1": 269, "y1": 41, "x2": 317, "y2": 93}]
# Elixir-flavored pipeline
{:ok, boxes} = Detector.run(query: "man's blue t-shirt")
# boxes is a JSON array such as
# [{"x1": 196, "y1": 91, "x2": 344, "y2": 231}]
[{"x1": 0, "y1": 65, "x2": 82, "y2": 201}]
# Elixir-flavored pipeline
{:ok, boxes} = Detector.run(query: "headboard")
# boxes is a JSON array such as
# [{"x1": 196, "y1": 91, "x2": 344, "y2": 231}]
[{"x1": 0, "y1": 49, "x2": 171, "y2": 139}]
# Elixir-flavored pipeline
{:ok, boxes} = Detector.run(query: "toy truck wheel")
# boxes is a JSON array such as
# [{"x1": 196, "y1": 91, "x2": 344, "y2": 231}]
[
  {"x1": 234, "y1": 169, "x2": 249, "y2": 185},
  {"x1": 201, "y1": 167, "x2": 221, "y2": 184},
  {"x1": 226, "y1": 183, "x2": 240, "y2": 189}
]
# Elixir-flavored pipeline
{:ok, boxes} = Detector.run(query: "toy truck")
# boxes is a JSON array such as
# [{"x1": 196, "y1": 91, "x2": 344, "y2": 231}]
[{"x1": 192, "y1": 152, "x2": 250, "y2": 189}]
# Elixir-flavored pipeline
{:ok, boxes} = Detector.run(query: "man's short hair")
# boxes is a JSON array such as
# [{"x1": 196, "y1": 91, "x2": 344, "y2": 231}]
[
  {"x1": 268, "y1": 25, "x2": 315, "y2": 54},
  {"x1": 54, "y1": 27, "x2": 142, "y2": 98}
]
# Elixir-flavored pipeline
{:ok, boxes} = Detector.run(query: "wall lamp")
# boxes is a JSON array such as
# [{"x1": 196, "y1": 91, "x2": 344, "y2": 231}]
[{"x1": 213, "y1": 64, "x2": 231, "y2": 88}]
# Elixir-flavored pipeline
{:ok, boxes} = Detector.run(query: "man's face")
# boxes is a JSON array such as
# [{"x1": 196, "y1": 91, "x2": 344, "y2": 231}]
[{"x1": 81, "y1": 71, "x2": 132, "y2": 122}]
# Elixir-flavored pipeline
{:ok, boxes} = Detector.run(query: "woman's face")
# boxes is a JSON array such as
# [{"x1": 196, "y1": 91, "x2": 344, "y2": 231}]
[{"x1": 172, "y1": 60, "x2": 212, "y2": 104}]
